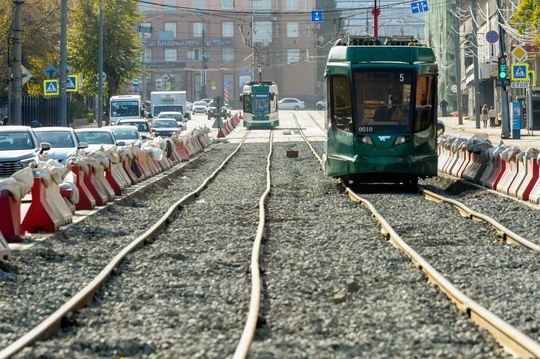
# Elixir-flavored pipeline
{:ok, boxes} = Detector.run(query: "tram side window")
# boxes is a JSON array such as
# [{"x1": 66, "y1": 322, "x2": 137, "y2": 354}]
[
  {"x1": 331, "y1": 75, "x2": 352, "y2": 132},
  {"x1": 415, "y1": 75, "x2": 435, "y2": 132}
]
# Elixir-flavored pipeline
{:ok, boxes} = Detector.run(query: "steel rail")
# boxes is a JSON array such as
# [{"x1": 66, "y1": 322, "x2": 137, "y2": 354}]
[
  {"x1": 292, "y1": 113, "x2": 323, "y2": 164},
  {"x1": 0, "y1": 130, "x2": 252, "y2": 359},
  {"x1": 233, "y1": 130, "x2": 274, "y2": 359},
  {"x1": 345, "y1": 185, "x2": 540, "y2": 358},
  {"x1": 420, "y1": 186, "x2": 540, "y2": 253}
]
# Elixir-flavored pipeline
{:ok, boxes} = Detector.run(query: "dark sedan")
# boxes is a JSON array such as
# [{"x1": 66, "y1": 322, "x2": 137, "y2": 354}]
[{"x1": 150, "y1": 119, "x2": 182, "y2": 138}]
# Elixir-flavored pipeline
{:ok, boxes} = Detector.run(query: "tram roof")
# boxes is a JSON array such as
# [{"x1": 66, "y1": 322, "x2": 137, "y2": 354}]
[{"x1": 327, "y1": 35, "x2": 436, "y2": 65}]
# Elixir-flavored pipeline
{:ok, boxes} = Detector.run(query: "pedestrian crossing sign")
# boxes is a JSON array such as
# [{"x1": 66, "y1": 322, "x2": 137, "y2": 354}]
[
  {"x1": 511, "y1": 63, "x2": 529, "y2": 81},
  {"x1": 44, "y1": 79, "x2": 59, "y2": 96},
  {"x1": 66, "y1": 75, "x2": 78, "y2": 92}
]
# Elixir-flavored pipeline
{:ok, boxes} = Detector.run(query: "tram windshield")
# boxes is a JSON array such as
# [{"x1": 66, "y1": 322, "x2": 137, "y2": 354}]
[
  {"x1": 252, "y1": 98, "x2": 270, "y2": 114},
  {"x1": 353, "y1": 70, "x2": 413, "y2": 129}
]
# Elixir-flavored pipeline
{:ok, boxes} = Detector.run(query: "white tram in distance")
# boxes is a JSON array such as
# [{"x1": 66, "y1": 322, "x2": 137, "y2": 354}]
[{"x1": 240, "y1": 81, "x2": 279, "y2": 128}]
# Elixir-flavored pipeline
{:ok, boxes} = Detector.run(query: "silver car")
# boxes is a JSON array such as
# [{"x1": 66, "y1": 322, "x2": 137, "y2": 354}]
[
  {"x1": 278, "y1": 98, "x2": 305, "y2": 110},
  {"x1": 33, "y1": 126, "x2": 88, "y2": 165},
  {"x1": 0, "y1": 126, "x2": 51, "y2": 178}
]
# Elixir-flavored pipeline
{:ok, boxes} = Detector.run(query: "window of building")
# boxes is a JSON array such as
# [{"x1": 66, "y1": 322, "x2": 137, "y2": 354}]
[
  {"x1": 164, "y1": 0, "x2": 176, "y2": 11},
  {"x1": 194, "y1": 0, "x2": 205, "y2": 9},
  {"x1": 222, "y1": 0, "x2": 233, "y2": 9},
  {"x1": 222, "y1": 21, "x2": 234, "y2": 37},
  {"x1": 252, "y1": 0, "x2": 271, "y2": 11},
  {"x1": 193, "y1": 22, "x2": 204, "y2": 37},
  {"x1": 286, "y1": 0, "x2": 298, "y2": 10},
  {"x1": 139, "y1": 1, "x2": 151, "y2": 12},
  {"x1": 143, "y1": 48, "x2": 152, "y2": 62},
  {"x1": 139, "y1": 23, "x2": 152, "y2": 39},
  {"x1": 164, "y1": 22, "x2": 177, "y2": 38},
  {"x1": 253, "y1": 21, "x2": 272, "y2": 44},
  {"x1": 222, "y1": 48, "x2": 234, "y2": 62},
  {"x1": 164, "y1": 49, "x2": 177, "y2": 62},
  {"x1": 287, "y1": 49, "x2": 300, "y2": 63},
  {"x1": 287, "y1": 22, "x2": 298, "y2": 38}
]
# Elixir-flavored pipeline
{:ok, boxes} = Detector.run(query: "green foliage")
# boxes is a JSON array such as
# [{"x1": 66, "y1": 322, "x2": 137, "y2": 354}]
[
  {"x1": 67, "y1": 0, "x2": 143, "y2": 98},
  {"x1": 0, "y1": 0, "x2": 62, "y2": 95},
  {"x1": 511, "y1": 0, "x2": 540, "y2": 43}
]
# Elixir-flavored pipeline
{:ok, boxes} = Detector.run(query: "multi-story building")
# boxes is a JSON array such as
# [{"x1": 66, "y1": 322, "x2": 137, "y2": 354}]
[{"x1": 137, "y1": 0, "x2": 329, "y2": 108}]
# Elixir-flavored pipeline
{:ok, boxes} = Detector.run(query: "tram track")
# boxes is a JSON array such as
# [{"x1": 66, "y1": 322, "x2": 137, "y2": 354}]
[
  {"x1": 343, "y1": 184, "x2": 540, "y2": 358},
  {"x1": 1, "y1": 130, "x2": 265, "y2": 358},
  {"x1": 3, "y1": 112, "x2": 540, "y2": 357}
]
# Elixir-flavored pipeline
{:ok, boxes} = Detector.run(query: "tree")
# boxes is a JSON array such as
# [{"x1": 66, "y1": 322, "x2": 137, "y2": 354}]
[
  {"x1": 511, "y1": 0, "x2": 540, "y2": 44},
  {"x1": 0, "y1": 0, "x2": 62, "y2": 95},
  {"x1": 68, "y1": 0, "x2": 143, "y2": 98}
]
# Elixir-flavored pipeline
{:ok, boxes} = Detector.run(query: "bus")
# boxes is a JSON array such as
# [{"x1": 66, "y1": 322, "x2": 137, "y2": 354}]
[
  {"x1": 241, "y1": 81, "x2": 279, "y2": 128},
  {"x1": 109, "y1": 95, "x2": 143, "y2": 125}
]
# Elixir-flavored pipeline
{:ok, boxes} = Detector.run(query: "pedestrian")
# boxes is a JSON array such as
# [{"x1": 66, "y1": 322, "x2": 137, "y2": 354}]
[
  {"x1": 488, "y1": 106, "x2": 496, "y2": 128},
  {"x1": 440, "y1": 99, "x2": 449, "y2": 117},
  {"x1": 481, "y1": 104, "x2": 489, "y2": 128}
]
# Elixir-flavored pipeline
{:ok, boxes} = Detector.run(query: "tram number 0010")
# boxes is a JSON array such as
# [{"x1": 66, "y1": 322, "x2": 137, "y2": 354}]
[{"x1": 358, "y1": 127, "x2": 374, "y2": 132}]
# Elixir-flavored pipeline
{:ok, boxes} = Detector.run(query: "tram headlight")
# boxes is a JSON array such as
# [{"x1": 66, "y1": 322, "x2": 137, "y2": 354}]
[
  {"x1": 357, "y1": 135, "x2": 374, "y2": 145},
  {"x1": 393, "y1": 136, "x2": 409, "y2": 145}
]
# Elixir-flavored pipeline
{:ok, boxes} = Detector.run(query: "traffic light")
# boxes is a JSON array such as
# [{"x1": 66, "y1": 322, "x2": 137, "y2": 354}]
[{"x1": 498, "y1": 56, "x2": 507, "y2": 79}]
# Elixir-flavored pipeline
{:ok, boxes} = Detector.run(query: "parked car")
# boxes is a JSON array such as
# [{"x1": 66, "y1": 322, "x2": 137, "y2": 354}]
[
  {"x1": 199, "y1": 98, "x2": 213, "y2": 106},
  {"x1": 157, "y1": 111, "x2": 187, "y2": 131},
  {"x1": 316, "y1": 99, "x2": 327, "y2": 110},
  {"x1": 33, "y1": 126, "x2": 88, "y2": 165},
  {"x1": 192, "y1": 100, "x2": 208, "y2": 114},
  {"x1": 74, "y1": 128, "x2": 124, "y2": 153},
  {"x1": 157, "y1": 111, "x2": 183, "y2": 122},
  {"x1": 103, "y1": 125, "x2": 144, "y2": 146},
  {"x1": 0, "y1": 125, "x2": 51, "y2": 178},
  {"x1": 115, "y1": 118, "x2": 153, "y2": 140},
  {"x1": 207, "y1": 101, "x2": 232, "y2": 120},
  {"x1": 278, "y1": 98, "x2": 305, "y2": 110},
  {"x1": 151, "y1": 119, "x2": 183, "y2": 137}
]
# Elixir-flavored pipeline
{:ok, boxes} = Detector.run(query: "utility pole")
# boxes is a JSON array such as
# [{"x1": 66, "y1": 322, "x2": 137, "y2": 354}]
[
  {"x1": 200, "y1": 27, "x2": 207, "y2": 99},
  {"x1": 59, "y1": 0, "x2": 68, "y2": 126},
  {"x1": 97, "y1": 0, "x2": 104, "y2": 127},
  {"x1": 471, "y1": 0, "x2": 481, "y2": 128},
  {"x1": 11, "y1": 0, "x2": 24, "y2": 126},
  {"x1": 453, "y1": 0, "x2": 464, "y2": 125},
  {"x1": 497, "y1": 0, "x2": 510, "y2": 138}
]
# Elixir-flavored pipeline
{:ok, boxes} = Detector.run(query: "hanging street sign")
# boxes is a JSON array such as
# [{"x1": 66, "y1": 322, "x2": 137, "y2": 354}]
[
  {"x1": 411, "y1": 0, "x2": 429, "y2": 13},
  {"x1": 311, "y1": 10, "x2": 323, "y2": 22}
]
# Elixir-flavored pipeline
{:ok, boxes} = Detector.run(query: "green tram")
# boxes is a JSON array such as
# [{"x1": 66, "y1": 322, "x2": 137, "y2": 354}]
[
  {"x1": 240, "y1": 81, "x2": 279, "y2": 128},
  {"x1": 323, "y1": 35, "x2": 439, "y2": 186}
]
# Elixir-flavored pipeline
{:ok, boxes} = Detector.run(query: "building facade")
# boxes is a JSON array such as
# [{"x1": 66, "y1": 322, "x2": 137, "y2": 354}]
[{"x1": 137, "y1": 0, "x2": 322, "y2": 108}]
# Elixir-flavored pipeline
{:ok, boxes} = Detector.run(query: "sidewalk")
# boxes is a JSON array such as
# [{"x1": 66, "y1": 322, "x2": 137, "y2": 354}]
[{"x1": 440, "y1": 115, "x2": 540, "y2": 151}]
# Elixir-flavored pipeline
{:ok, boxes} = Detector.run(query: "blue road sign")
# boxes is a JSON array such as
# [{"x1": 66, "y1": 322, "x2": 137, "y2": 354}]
[
  {"x1": 66, "y1": 75, "x2": 78, "y2": 92},
  {"x1": 224, "y1": 81, "x2": 229, "y2": 89},
  {"x1": 44, "y1": 64, "x2": 58, "y2": 79},
  {"x1": 311, "y1": 10, "x2": 323, "y2": 22},
  {"x1": 44, "y1": 79, "x2": 59, "y2": 96},
  {"x1": 411, "y1": 0, "x2": 429, "y2": 13},
  {"x1": 512, "y1": 64, "x2": 528, "y2": 80},
  {"x1": 485, "y1": 30, "x2": 499, "y2": 43}
]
